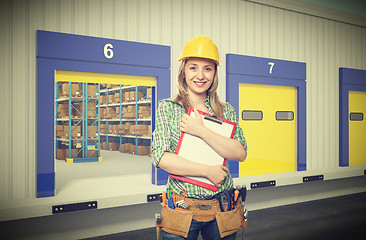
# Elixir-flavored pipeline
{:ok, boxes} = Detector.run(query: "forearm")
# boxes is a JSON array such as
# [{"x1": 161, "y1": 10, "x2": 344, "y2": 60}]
[
  {"x1": 200, "y1": 127, "x2": 247, "y2": 162},
  {"x1": 157, "y1": 152, "x2": 230, "y2": 187},
  {"x1": 157, "y1": 152, "x2": 209, "y2": 177}
]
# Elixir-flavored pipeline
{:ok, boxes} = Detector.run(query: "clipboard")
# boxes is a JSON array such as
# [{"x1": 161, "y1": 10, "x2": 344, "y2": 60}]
[{"x1": 169, "y1": 107, "x2": 237, "y2": 192}]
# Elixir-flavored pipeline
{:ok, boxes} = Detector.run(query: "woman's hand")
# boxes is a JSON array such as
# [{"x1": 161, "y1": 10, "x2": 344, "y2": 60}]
[
  {"x1": 180, "y1": 107, "x2": 205, "y2": 137},
  {"x1": 204, "y1": 165, "x2": 230, "y2": 188}
]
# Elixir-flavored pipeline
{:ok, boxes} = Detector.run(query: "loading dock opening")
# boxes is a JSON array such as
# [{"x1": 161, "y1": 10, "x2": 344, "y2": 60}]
[{"x1": 36, "y1": 30, "x2": 170, "y2": 198}]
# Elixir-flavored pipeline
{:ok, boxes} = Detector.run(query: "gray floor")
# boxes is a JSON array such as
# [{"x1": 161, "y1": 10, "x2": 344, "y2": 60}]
[{"x1": 83, "y1": 191, "x2": 366, "y2": 240}]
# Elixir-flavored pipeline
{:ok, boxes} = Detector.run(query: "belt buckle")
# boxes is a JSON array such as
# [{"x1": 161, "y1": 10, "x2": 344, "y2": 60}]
[{"x1": 195, "y1": 204, "x2": 211, "y2": 210}]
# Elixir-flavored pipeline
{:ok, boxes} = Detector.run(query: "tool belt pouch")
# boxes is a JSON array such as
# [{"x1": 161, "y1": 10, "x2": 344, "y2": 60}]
[
  {"x1": 161, "y1": 206, "x2": 194, "y2": 238},
  {"x1": 215, "y1": 203, "x2": 244, "y2": 238}
]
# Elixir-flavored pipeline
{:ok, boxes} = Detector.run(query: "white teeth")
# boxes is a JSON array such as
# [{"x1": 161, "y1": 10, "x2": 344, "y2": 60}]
[{"x1": 194, "y1": 81, "x2": 205, "y2": 86}]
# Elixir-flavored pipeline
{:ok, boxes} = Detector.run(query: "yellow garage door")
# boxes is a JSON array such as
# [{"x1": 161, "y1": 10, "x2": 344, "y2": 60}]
[
  {"x1": 349, "y1": 91, "x2": 366, "y2": 166},
  {"x1": 239, "y1": 83, "x2": 297, "y2": 176}
]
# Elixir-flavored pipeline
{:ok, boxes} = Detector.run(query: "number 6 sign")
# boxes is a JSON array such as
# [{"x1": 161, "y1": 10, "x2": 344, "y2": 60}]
[{"x1": 104, "y1": 43, "x2": 114, "y2": 59}]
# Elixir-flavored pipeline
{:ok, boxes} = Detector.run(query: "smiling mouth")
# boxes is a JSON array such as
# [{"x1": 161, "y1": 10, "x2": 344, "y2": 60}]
[{"x1": 194, "y1": 81, "x2": 207, "y2": 86}]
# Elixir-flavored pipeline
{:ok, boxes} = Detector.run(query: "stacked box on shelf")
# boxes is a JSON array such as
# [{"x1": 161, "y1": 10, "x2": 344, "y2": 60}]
[
  {"x1": 108, "y1": 94, "x2": 114, "y2": 104},
  {"x1": 87, "y1": 84, "x2": 98, "y2": 98},
  {"x1": 57, "y1": 103, "x2": 69, "y2": 118},
  {"x1": 74, "y1": 101, "x2": 97, "y2": 119},
  {"x1": 124, "y1": 91, "x2": 131, "y2": 102},
  {"x1": 129, "y1": 90, "x2": 145, "y2": 102},
  {"x1": 118, "y1": 123, "x2": 133, "y2": 135},
  {"x1": 56, "y1": 148, "x2": 65, "y2": 160},
  {"x1": 138, "y1": 106, "x2": 151, "y2": 119},
  {"x1": 122, "y1": 105, "x2": 135, "y2": 119},
  {"x1": 109, "y1": 141, "x2": 119, "y2": 151},
  {"x1": 146, "y1": 88, "x2": 152, "y2": 100},
  {"x1": 100, "y1": 95, "x2": 107, "y2": 105},
  {"x1": 87, "y1": 150, "x2": 98, "y2": 158},
  {"x1": 108, "y1": 124, "x2": 119, "y2": 135},
  {"x1": 61, "y1": 83, "x2": 80, "y2": 97},
  {"x1": 131, "y1": 125, "x2": 149, "y2": 135},
  {"x1": 106, "y1": 84, "x2": 119, "y2": 89},
  {"x1": 114, "y1": 92, "x2": 121, "y2": 103},
  {"x1": 106, "y1": 107, "x2": 117, "y2": 119},
  {"x1": 120, "y1": 142, "x2": 135, "y2": 154},
  {"x1": 136, "y1": 145, "x2": 151, "y2": 156},
  {"x1": 101, "y1": 142, "x2": 107, "y2": 150},
  {"x1": 66, "y1": 148, "x2": 81, "y2": 158},
  {"x1": 56, "y1": 125, "x2": 64, "y2": 137},
  {"x1": 88, "y1": 125, "x2": 98, "y2": 138},
  {"x1": 100, "y1": 124, "x2": 107, "y2": 134},
  {"x1": 56, "y1": 143, "x2": 67, "y2": 160},
  {"x1": 64, "y1": 125, "x2": 81, "y2": 138}
]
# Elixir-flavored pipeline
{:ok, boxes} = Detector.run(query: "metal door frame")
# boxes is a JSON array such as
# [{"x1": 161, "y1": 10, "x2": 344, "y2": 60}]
[
  {"x1": 226, "y1": 54, "x2": 306, "y2": 177},
  {"x1": 339, "y1": 68, "x2": 366, "y2": 166},
  {"x1": 36, "y1": 30, "x2": 170, "y2": 197}
]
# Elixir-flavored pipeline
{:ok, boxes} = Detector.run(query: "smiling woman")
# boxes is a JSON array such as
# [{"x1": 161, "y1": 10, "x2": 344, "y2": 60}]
[{"x1": 151, "y1": 36, "x2": 248, "y2": 240}]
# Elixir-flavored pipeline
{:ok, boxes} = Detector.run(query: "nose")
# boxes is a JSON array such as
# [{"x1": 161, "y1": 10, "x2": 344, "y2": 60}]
[{"x1": 197, "y1": 69, "x2": 204, "y2": 80}]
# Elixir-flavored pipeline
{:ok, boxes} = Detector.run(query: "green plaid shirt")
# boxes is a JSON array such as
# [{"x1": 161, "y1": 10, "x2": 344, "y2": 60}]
[{"x1": 151, "y1": 96, "x2": 247, "y2": 199}]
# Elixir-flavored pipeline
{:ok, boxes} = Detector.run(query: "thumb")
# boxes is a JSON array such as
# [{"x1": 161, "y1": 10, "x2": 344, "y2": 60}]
[
  {"x1": 194, "y1": 107, "x2": 201, "y2": 118},
  {"x1": 222, "y1": 165, "x2": 230, "y2": 173}
]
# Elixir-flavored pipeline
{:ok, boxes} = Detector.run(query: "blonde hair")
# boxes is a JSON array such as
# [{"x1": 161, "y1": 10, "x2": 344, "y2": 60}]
[{"x1": 173, "y1": 59, "x2": 225, "y2": 118}]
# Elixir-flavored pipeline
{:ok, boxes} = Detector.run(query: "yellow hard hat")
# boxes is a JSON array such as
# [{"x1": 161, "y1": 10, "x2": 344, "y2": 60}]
[{"x1": 179, "y1": 36, "x2": 220, "y2": 65}]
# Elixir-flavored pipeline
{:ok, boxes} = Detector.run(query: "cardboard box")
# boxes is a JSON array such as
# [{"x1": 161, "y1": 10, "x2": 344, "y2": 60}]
[
  {"x1": 148, "y1": 125, "x2": 152, "y2": 135},
  {"x1": 138, "y1": 106, "x2": 151, "y2": 118},
  {"x1": 88, "y1": 84, "x2": 98, "y2": 98},
  {"x1": 124, "y1": 91, "x2": 130, "y2": 102},
  {"x1": 56, "y1": 125, "x2": 64, "y2": 137},
  {"x1": 108, "y1": 94, "x2": 114, "y2": 104},
  {"x1": 106, "y1": 107, "x2": 117, "y2": 119},
  {"x1": 137, "y1": 146, "x2": 150, "y2": 156},
  {"x1": 66, "y1": 148, "x2": 80, "y2": 158},
  {"x1": 132, "y1": 124, "x2": 149, "y2": 135},
  {"x1": 108, "y1": 124, "x2": 118, "y2": 134},
  {"x1": 62, "y1": 83, "x2": 80, "y2": 97},
  {"x1": 100, "y1": 95, "x2": 106, "y2": 105},
  {"x1": 99, "y1": 108, "x2": 105, "y2": 119},
  {"x1": 73, "y1": 102, "x2": 96, "y2": 118},
  {"x1": 57, "y1": 103, "x2": 69, "y2": 118},
  {"x1": 127, "y1": 106, "x2": 136, "y2": 113},
  {"x1": 146, "y1": 88, "x2": 152, "y2": 99},
  {"x1": 109, "y1": 124, "x2": 119, "y2": 135},
  {"x1": 121, "y1": 106, "x2": 135, "y2": 119},
  {"x1": 56, "y1": 148, "x2": 66, "y2": 160},
  {"x1": 114, "y1": 92, "x2": 121, "y2": 103},
  {"x1": 120, "y1": 144, "x2": 126, "y2": 153},
  {"x1": 101, "y1": 142, "x2": 107, "y2": 150},
  {"x1": 109, "y1": 142, "x2": 119, "y2": 151},
  {"x1": 87, "y1": 150, "x2": 98, "y2": 158},
  {"x1": 123, "y1": 112, "x2": 135, "y2": 119},
  {"x1": 124, "y1": 143, "x2": 135, "y2": 154},
  {"x1": 64, "y1": 125, "x2": 81, "y2": 138},
  {"x1": 106, "y1": 84, "x2": 119, "y2": 89},
  {"x1": 88, "y1": 125, "x2": 98, "y2": 138},
  {"x1": 130, "y1": 91, "x2": 145, "y2": 101}
]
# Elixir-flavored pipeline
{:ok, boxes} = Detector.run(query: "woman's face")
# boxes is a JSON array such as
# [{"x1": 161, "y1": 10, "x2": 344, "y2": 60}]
[{"x1": 184, "y1": 58, "x2": 216, "y2": 97}]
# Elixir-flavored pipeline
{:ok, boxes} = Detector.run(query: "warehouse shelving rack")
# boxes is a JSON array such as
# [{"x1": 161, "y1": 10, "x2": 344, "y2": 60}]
[
  {"x1": 56, "y1": 82, "x2": 102, "y2": 163},
  {"x1": 100, "y1": 84, "x2": 152, "y2": 154}
]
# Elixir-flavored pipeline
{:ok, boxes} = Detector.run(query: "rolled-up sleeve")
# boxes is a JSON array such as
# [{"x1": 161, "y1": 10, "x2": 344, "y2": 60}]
[
  {"x1": 151, "y1": 101, "x2": 173, "y2": 168},
  {"x1": 224, "y1": 103, "x2": 248, "y2": 151}
]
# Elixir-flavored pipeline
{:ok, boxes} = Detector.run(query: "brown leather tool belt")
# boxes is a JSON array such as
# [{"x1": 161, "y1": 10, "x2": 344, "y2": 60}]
[{"x1": 161, "y1": 197, "x2": 245, "y2": 238}]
